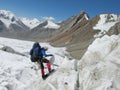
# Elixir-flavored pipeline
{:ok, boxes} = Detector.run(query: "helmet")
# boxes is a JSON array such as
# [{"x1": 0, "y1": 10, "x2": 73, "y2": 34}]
[{"x1": 33, "y1": 42, "x2": 41, "y2": 48}]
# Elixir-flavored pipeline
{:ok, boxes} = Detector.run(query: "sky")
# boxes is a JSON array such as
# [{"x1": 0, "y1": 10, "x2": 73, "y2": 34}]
[{"x1": 0, "y1": 0, "x2": 120, "y2": 22}]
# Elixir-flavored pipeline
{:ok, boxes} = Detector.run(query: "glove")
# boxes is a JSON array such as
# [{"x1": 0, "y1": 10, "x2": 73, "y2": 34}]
[{"x1": 50, "y1": 54, "x2": 53, "y2": 56}]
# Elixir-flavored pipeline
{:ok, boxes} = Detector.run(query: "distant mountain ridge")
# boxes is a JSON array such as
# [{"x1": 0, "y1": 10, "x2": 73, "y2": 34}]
[
  {"x1": 20, "y1": 17, "x2": 41, "y2": 29},
  {"x1": 48, "y1": 12, "x2": 120, "y2": 59},
  {"x1": 0, "y1": 10, "x2": 29, "y2": 38},
  {"x1": 0, "y1": 10, "x2": 120, "y2": 59},
  {"x1": 0, "y1": 10, "x2": 60, "y2": 39},
  {"x1": 0, "y1": 10, "x2": 60, "y2": 29},
  {"x1": 0, "y1": 10, "x2": 28, "y2": 29}
]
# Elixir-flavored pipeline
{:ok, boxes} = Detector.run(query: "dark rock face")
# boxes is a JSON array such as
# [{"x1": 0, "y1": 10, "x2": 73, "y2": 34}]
[
  {"x1": 107, "y1": 22, "x2": 120, "y2": 35},
  {"x1": 48, "y1": 12, "x2": 100, "y2": 59}
]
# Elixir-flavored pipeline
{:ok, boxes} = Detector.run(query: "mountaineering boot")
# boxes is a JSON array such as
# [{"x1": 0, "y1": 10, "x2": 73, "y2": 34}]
[
  {"x1": 42, "y1": 74, "x2": 48, "y2": 80},
  {"x1": 49, "y1": 69, "x2": 55, "y2": 73}
]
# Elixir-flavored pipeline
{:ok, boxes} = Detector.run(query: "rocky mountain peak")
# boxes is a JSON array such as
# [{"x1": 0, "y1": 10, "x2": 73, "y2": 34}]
[
  {"x1": 20, "y1": 17, "x2": 41, "y2": 29},
  {"x1": 0, "y1": 10, "x2": 18, "y2": 22},
  {"x1": 93, "y1": 14, "x2": 120, "y2": 32},
  {"x1": 78, "y1": 11, "x2": 89, "y2": 20},
  {"x1": 43, "y1": 20, "x2": 60, "y2": 29},
  {"x1": 71, "y1": 11, "x2": 89, "y2": 27},
  {"x1": 101, "y1": 14, "x2": 120, "y2": 23}
]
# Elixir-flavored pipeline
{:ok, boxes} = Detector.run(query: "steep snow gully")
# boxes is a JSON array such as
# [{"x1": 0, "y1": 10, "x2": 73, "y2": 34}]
[{"x1": 1, "y1": 34, "x2": 120, "y2": 90}]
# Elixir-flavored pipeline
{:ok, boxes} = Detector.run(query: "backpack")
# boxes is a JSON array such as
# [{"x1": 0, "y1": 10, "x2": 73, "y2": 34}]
[{"x1": 31, "y1": 47, "x2": 42, "y2": 62}]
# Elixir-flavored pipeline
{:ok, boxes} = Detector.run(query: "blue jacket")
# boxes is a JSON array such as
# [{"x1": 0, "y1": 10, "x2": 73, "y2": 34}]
[
  {"x1": 30, "y1": 47, "x2": 52, "y2": 57},
  {"x1": 41, "y1": 48, "x2": 53, "y2": 57}
]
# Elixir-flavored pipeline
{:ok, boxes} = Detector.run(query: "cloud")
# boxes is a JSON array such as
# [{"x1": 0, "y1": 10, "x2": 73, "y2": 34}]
[{"x1": 43, "y1": 16, "x2": 55, "y2": 21}]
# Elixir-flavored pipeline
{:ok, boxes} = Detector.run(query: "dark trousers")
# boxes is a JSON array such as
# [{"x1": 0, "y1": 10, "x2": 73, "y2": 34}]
[
  {"x1": 37, "y1": 57, "x2": 50, "y2": 69},
  {"x1": 36, "y1": 57, "x2": 51, "y2": 76}
]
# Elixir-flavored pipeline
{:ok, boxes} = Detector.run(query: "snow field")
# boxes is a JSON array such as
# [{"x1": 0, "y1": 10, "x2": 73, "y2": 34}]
[
  {"x1": 1, "y1": 34, "x2": 120, "y2": 90},
  {"x1": 0, "y1": 37, "x2": 78, "y2": 90}
]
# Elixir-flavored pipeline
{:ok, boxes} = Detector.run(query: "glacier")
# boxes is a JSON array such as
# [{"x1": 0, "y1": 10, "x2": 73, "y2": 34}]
[{"x1": 0, "y1": 34, "x2": 120, "y2": 90}]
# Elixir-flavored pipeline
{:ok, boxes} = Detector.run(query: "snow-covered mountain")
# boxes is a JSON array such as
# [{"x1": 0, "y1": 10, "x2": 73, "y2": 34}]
[
  {"x1": 20, "y1": 18, "x2": 41, "y2": 29},
  {"x1": 93, "y1": 14, "x2": 120, "y2": 32},
  {"x1": 0, "y1": 10, "x2": 18, "y2": 22},
  {"x1": 0, "y1": 10, "x2": 30, "y2": 39},
  {"x1": 44, "y1": 20, "x2": 60, "y2": 29},
  {"x1": 0, "y1": 10, "x2": 60, "y2": 30},
  {"x1": 0, "y1": 10, "x2": 27, "y2": 29},
  {"x1": 0, "y1": 9, "x2": 61, "y2": 40}
]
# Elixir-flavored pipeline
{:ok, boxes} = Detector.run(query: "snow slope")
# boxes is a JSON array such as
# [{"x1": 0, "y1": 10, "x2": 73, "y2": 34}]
[
  {"x1": 44, "y1": 20, "x2": 60, "y2": 29},
  {"x1": 93, "y1": 14, "x2": 120, "y2": 32},
  {"x1": 1, "y1": 34, "x2": 120, "y2": 90},
  {"x1": 78, "y1": 34, "x2": 120, "y2": 90},
  {"x1": 0, "y1": 37, "x2": 77, "y2": 90},
  {"x1": 20, "y1": 18, "x2": 41, "y2": 29}
]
